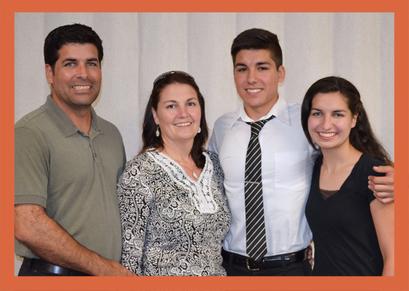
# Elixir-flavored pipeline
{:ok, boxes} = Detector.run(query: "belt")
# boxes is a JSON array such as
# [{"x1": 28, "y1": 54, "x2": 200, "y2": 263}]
[
  {"x1": 222, "y1": 248, "x2": 307, "y2": 271},
  {"x1": 22, "y1": 258, "x2": 90, "y2": 276}
]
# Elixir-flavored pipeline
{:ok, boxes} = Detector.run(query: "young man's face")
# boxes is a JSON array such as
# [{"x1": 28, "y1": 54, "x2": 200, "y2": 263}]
[
  {"x1": 45, "y1": 43, "x2": 102, "y2": 112},
  {"x1": 233, "y1": 49, "x2": 285, "y2": 120}
]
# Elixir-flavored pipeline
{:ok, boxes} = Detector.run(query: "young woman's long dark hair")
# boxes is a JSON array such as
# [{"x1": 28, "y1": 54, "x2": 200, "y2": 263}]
[
  {"x1": 301, "y1": 76, "x2": 392, "y2": 165},
  {"x1": 141, "y1": 71, "x2": 209, "y2": 168}
]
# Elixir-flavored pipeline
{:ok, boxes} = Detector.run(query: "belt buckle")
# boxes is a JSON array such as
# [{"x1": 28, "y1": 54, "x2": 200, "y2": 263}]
[
  {"x1": 48, "y1": 264, "x2": 67, "y2": 275},
  {"x1": 245, "y1": 257, "x2": 261, "y2": 271}
]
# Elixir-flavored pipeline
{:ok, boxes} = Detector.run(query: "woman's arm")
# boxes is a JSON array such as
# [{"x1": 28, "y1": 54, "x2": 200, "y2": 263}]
[
  {"x1": 370, "y1": 199, "x2": 394, "y2": 276},
  {"x1": 117, "y1": 159, "x2": 153, "y2": 275}
]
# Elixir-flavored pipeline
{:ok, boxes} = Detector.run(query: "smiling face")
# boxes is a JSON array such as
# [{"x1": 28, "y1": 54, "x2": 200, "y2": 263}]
[
  {"x1": 45, "y1": 43, "x2": 101, "y2": 113},
  {"x1": 233, "y1": 49, "x2": 285, "y2": 120},
  {"x1": 152, "y1": 83, "x2": 201, "y2": 147},
  {"x1": 308, "y1": 92, "x2": 358, "y2": 151}
]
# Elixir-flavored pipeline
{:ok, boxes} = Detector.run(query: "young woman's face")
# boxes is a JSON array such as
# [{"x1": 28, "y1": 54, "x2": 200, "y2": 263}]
[
  {"x1": 308, "y1": 92, "x2": 357, "y2": 151},
  {"x1": 152, "y1": 83, "x2": 201, "y2": 146}
]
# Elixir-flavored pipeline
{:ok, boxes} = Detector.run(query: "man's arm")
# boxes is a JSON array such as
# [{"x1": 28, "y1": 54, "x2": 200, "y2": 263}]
[
  {"x1": 208, "y1": 115, "x2": 227, "y2": 154},
  {"x1": 15, "y1": 204, "x2": 133, "y2": 276},
  {"x1": 208, "y1": 129, "x2": 218, "y2": 153},
  {"x1": 368, "y1": 165, "x2": 394, "y2": 204}
]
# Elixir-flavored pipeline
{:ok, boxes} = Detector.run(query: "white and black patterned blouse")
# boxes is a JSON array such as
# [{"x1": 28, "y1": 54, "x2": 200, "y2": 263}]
[{"x1": 117, "y1": 150, "x2": 231, "y2": 276}]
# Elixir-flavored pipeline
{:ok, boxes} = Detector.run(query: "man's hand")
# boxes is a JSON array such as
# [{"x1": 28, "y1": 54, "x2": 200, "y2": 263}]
[
  {"x1": 369, "y1": 165, "x2": 394, "y2": 204},
  {"x1": 15, "y1": 204, "x2": 136, "y2": 276},
  {"x1": 95, "y1": 259, "x2": 135, "y2": 276}
]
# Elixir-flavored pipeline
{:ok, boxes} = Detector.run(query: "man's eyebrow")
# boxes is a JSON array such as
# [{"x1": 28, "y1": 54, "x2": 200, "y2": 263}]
[
  {"x1": 255, "y1": 61, "x2": 271, "y2": 66},
  {"x1": 62, "y1": 58, "x2": 77, "y2": 62},
  {"x1": 234, "y1": 61, "x2": 272, "y2": 67},
  {"x1": 234, "y1": 63, "x2": 247, "y2": 67},
  {"x1": 61, "y1": 58, "x2": 99, "y2": 62}
]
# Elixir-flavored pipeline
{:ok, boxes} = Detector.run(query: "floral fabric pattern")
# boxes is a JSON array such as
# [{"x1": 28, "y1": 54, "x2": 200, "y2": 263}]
[{"x1": 117, "y1": 151, "x2": 230, "y2": 276}]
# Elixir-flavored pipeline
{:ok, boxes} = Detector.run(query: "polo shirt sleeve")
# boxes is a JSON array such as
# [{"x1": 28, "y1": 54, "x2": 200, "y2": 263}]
[{"x1": 15, "y1": 126, "x2": 49, "y2": 207}]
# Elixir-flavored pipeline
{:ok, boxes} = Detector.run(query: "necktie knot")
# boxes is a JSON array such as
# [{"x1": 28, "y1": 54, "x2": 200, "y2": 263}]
[{"x1": 247, "y1": 115, "x2": 275, "y2": 137}]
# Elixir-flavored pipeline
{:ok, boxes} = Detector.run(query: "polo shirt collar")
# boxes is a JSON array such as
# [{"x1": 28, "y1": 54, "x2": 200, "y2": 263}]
[{"x1": 44, "y1": 95, "x2": 101, "y2": 137}]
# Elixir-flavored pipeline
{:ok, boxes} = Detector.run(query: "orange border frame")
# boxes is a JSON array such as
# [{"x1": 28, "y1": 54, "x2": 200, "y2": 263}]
[{"x1": 1, "y1": 1, "x2": 408, "y2": 291}]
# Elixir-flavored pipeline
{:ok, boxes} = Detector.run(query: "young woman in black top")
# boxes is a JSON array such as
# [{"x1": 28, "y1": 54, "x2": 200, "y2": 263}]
[{"x1": 301, "y1": 76, "x2": 394, "y2": 275}]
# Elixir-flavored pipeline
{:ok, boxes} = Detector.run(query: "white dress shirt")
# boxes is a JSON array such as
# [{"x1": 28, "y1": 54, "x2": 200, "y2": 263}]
[{"x1": 208, "y1": 96, "x2": 316, "y2": 257}]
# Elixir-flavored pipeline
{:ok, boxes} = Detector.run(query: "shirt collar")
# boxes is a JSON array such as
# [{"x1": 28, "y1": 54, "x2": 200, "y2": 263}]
[
  {"x1": 236, "y1": 96, "x2": 291, "y2": 125},
  {"x1": 44, "y1": 95, "x2": 101, "y2": 137}
]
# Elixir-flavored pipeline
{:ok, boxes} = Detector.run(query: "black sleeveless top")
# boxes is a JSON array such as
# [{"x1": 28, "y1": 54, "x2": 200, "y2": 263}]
[{"x1": 306, "y1": 154, "x2": 384, "y2": 276}]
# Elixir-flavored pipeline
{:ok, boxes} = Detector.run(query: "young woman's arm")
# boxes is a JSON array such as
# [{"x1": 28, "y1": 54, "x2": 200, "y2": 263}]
[{"x1": 370, "y1": 200, "x2": 394, "y2": 275}]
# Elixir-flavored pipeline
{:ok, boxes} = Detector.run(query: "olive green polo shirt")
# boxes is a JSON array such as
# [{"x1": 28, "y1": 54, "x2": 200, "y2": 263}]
[{"x1": 15, "y1": 96, "x2": 126, "y2": 261}]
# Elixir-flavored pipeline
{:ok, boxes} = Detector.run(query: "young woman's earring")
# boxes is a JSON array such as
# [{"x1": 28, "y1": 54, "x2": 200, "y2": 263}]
[
  {"x1": 156, "y1": 126, "x2": 160, "y2": 137},
  {"x1": 197, "y1": 127, "x2": 201, "y2": 134}
]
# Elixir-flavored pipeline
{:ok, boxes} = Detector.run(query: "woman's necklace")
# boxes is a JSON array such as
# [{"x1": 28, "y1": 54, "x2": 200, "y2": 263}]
[
  {"x1": 179, "y1": 160, "x2": 200, "y2": 180},
  {"x1": 192, "y1": 171, "x2": 199, "y2": 179},
  {"x1": 161, "y1": 150, "x2": 200, "y2": 180}
]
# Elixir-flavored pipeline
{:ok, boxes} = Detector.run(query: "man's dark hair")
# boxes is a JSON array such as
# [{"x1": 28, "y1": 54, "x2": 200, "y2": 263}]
[
  {"x1": 44, "y1": 23, "x2": 103, "y2": 70},
  {"x1": 231, "y1": 28, "x2": 283, "y2": 69}
]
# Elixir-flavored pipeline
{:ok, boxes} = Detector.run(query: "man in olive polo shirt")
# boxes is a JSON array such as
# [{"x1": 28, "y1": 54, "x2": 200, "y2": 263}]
[{"x1": 14, "y1": 24, "x2": 133, "y2": 276}]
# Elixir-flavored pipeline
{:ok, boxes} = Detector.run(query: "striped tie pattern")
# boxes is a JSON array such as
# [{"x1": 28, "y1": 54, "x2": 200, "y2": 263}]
[{"x1": 245, "y1": 116, "x2": 274, "y2": 261}]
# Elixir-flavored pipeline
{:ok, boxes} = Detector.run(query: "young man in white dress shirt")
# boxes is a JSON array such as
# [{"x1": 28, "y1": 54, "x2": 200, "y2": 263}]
[{"x1": 208, "y1": 28, "x2": 394, "y2": 276}]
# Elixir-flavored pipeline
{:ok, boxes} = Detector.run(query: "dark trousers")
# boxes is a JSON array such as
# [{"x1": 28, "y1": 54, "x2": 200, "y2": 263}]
[{"x1": 222, "y1": 250, "x2": 312, "y2": 276}]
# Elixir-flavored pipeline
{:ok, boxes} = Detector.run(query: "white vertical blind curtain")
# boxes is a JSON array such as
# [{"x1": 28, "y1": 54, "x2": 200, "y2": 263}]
[
  {"x1": 15, "y1": 12, "x2": 394, "y2": 159},
  {"x1": 14, "y1": 13, "x2": 393, "y2": 272}
]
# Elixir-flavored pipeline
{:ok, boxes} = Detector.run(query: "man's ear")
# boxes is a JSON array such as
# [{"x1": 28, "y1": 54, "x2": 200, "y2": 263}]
[
  {"x1": 278, "y1": 65, "x2": 286, "y2": 85},
  {"x1": 45, "y1": 64, "x2": 54, "y2": 85}
]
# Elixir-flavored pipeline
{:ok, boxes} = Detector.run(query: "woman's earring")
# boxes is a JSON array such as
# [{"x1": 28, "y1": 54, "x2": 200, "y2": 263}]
[
  {"x1": 155, "y1": 126, "x2": 160, "y2": 137},
  {"x1": 197, "y1": 127, "x2": 201, "y2": 134}
]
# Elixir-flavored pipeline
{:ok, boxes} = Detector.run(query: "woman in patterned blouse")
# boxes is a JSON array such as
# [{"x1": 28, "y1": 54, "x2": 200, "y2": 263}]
[{"x1": 117, "y1": 71, "x2": 231, "y2": 276}]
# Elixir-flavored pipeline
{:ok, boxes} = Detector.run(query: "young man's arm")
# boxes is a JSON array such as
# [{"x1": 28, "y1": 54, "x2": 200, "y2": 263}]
[
  {"x1": 369, "y1": 165, "x2": 394, "y2": 204},
  {"x1": 15, "y1": 204, "x2": 134, "y2": 276}
]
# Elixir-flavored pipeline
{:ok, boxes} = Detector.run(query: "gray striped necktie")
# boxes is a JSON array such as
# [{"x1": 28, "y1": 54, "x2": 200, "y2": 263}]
[{"x1": 245, "y1": 115, "x2": 274, "y2": 261}]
